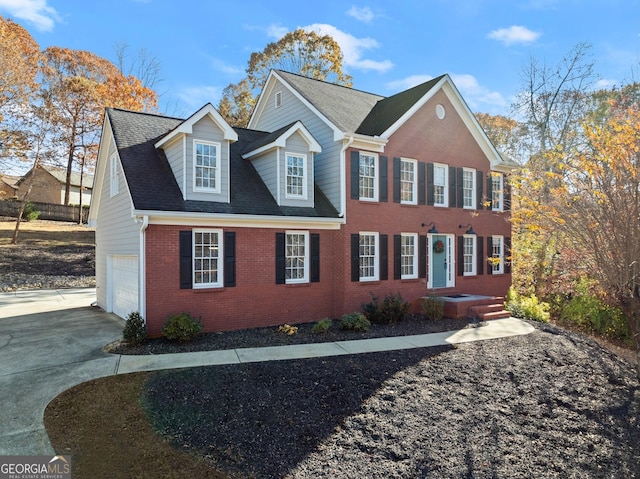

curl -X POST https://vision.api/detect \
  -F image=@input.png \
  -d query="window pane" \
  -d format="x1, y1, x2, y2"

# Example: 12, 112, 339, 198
359, 234, 376, 279
287, 155, 305, 197
285, 233, 307, 281
359, 154, 376, 199
194, 231, 220, 285
401, 160, 415, 203
195, 142, 218, 190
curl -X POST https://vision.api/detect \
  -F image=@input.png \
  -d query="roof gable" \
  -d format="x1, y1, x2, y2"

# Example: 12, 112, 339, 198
241, 121, 321, 159
155, 103, 238, 149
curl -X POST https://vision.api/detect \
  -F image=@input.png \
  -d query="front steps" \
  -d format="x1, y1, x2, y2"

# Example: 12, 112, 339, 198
468, 302, 511, 321
424, 291, 511, 320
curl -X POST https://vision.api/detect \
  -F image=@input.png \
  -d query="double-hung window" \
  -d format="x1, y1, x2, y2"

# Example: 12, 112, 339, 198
193, 229, 223, 288
286, 153, 306, 199
463, 235, 477, 276
194, 140, 220, 192
401, 233, 418, 279
359, 232, 379, 281
433, 163, 447, 206
285, 231, 308, 283
491, 235, 504, 274
463, 168, 476, 209
359, 152, 378, 201
491, 173, 503, 211
400, 159, 417, 204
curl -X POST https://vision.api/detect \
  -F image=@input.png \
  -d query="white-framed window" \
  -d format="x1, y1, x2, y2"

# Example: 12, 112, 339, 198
433, 163, 448, 207
285, 231, 309, 283
463, 168, 476, 209
359, 152, 378, 201
109, 153, 119, 197
286, 153, 306, 199
401, 233, 418, 279
491, 235, 504, 274
194, 140, 220, 192
359, 232, 379, 281
491, 173, 503, 211
463, 234, 477, 276
193, 229, 223, 288
401, 158, 417, 205
275, 91, 282, 108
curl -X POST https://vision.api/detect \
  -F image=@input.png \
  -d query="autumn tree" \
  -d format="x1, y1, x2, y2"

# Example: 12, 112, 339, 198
0, 15, 41, 168
218, 28, 352, 127
533, 103, 640, 377
39, 46, 158, 204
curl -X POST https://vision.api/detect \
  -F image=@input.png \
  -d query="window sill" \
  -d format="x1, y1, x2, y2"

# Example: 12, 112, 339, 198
192, 286, 225, 293
285, 281, 311, 287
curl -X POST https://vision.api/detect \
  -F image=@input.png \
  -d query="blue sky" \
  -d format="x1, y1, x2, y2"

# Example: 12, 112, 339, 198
1, 0, 638, 118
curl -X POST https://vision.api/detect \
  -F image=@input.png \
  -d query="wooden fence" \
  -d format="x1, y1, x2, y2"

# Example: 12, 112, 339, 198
0, 199, 89, 223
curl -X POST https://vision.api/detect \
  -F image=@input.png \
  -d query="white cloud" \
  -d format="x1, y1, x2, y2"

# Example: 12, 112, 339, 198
304, 23, 393, 72
385, 74, 434, 91
266, 24, 289, 40
208, 58, 243, 76
450, 73, 508, 111
487, 25, 541, 46
0, 0, 61, 32
177, 86, 223, 110
347, 6, 375, 24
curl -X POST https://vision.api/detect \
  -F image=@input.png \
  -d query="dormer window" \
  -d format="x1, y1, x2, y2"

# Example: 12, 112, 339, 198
275, 91, 282, 108
194, 140, 220, 193
286, 153, 307, 199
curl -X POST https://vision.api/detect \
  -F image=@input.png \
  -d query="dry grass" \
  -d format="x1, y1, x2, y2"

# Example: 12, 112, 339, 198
0, 218, 94, 246
45, 373, 228, 479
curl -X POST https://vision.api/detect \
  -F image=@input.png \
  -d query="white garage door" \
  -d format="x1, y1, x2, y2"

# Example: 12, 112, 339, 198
111, 255, 138, 319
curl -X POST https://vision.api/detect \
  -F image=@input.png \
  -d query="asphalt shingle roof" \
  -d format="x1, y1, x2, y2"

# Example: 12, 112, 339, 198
106, 108, 339, 218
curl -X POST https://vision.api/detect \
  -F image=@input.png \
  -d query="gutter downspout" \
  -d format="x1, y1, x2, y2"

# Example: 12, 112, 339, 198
138, 215, 149, 322
339, 135, 355, 218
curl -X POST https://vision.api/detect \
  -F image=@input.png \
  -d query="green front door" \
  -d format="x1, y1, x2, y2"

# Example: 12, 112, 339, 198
432, 235, 447, 288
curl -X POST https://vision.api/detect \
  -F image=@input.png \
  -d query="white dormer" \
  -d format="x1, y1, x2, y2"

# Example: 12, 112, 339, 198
243, 121, 321, 207
155, 103, 238, 203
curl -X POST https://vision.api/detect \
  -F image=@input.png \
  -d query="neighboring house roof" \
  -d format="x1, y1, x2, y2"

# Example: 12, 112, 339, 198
17, 164, 94, 189
107, 108, 340, 218
0, 174, 19, 188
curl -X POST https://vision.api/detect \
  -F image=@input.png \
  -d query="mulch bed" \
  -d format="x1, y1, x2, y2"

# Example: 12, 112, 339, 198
139, 321, 639, 478
112, 315, 470, 355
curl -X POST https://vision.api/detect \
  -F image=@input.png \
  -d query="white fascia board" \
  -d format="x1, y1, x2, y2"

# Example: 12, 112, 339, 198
133, 210, 344, 230
344, 133, 388, 153
155, 103, 238, 149
242, 121, 322, 160
87, 112, 111, 222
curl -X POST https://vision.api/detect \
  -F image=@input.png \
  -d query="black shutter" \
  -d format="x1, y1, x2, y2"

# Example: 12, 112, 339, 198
275, 232, 285, 284
419, 235, 427, 278
311, 233, 320, 282
427, 162, 434, 206
418, 162, 426, 205
350, 151, 360, 199
379, 156, 388, 202
487, 173, 493, 209
380, 234, 388, 280
477, 170, 484, 210
224, 232, 236, 287
351, 234, 360, 282
449, 166, 457, 207
477, 236, 484, 275
457, 168, 464, 208
504, 174, 511, 211
487, 236, 493, 275
457, 236, 464, 276
179, 230, 192, 289
393, 157, 401, 203
505, 236, 512, 274
393, 234, 402, 280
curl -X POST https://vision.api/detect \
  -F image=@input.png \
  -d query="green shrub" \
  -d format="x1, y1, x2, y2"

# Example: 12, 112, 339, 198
362, 292, 412, 325
505, 286, 550, 322
420, 295, 445, 320
560, 291, 630, 341
162, 312, 203, 342
339, 312, 371, 332
123, 311, 147, 346
21, 201, 40, 222
311, 318, 332, 334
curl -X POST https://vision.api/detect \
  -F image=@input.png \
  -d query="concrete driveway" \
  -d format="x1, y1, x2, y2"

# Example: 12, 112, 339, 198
0, 288, 123, 455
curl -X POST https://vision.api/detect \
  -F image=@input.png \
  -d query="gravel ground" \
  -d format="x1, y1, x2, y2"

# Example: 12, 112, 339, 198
142, 321, 639, 479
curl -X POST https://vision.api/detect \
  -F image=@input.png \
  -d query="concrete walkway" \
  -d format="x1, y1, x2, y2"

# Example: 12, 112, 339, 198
0, 287, 535, 456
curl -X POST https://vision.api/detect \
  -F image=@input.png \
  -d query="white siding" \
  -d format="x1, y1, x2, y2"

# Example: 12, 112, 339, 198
95, 133, 141, 311
163, 137, 185, 198
252, 81, 342, 211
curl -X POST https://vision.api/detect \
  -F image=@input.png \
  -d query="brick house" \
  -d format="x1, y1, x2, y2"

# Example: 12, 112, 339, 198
89, 71, 515, 336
